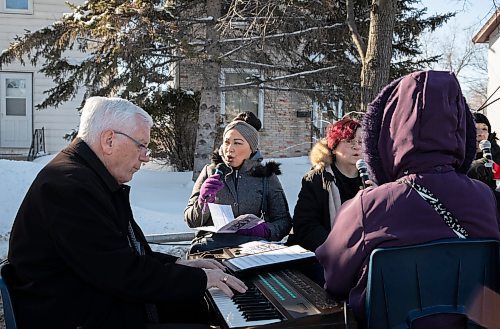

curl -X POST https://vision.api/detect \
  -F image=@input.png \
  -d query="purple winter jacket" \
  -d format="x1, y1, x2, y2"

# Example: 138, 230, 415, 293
315, 71, 500, 325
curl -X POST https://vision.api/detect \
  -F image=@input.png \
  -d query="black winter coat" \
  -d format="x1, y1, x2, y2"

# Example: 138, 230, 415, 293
185, 151, 291, 241
7, 139, 207, 329
292, 168, 335, 252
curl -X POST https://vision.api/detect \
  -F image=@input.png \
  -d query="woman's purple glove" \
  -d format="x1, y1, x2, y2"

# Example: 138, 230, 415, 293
237, 222, 270, 239
198, 174, 224, 207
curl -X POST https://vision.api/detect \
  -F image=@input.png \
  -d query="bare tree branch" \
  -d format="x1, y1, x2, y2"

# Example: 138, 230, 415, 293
346, 0, 367, 60
219, 24, 343, 43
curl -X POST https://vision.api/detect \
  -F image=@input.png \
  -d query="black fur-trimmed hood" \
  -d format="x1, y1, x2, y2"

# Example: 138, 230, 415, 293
210, 149, 282, 177
250, 161, 282, 177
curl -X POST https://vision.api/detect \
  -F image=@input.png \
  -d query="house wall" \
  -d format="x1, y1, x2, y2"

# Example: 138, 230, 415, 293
260, 90, 312, 159
0, 0, 84, 156
177, 61, 313, 160
486, 26, 500, 133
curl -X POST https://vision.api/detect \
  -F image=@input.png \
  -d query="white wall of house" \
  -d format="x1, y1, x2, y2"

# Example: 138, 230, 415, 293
486, 26, 500, 133
0, 0, 84, 156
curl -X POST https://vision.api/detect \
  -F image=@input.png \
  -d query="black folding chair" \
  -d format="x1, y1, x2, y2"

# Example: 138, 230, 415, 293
0, 262, 17, 329
365, 239, 500, 329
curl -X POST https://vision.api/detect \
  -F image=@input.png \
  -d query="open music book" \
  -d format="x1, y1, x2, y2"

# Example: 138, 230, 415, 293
196, 203, 264, 233
222, 243, 315, 273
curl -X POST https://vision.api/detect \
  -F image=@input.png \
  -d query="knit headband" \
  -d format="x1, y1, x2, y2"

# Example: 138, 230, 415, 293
223, 121, 259, 152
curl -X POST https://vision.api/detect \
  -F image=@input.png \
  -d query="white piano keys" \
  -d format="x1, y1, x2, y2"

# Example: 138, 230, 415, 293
208, 287, 282, 328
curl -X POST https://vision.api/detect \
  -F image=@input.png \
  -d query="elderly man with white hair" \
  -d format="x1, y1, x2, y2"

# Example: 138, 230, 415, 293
6, 96, 246, 329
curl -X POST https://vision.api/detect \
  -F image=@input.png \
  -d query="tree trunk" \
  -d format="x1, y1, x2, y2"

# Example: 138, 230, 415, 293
192, 0, 222, 181
360, 0, 397, 111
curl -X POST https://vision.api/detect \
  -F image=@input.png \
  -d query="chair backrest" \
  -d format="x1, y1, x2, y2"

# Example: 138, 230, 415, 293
365, 239, 500, 329
0, 263, 18, 329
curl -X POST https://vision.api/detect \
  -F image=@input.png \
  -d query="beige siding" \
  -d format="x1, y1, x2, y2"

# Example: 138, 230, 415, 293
486, 27, 500, 133
1, 0, 85, 155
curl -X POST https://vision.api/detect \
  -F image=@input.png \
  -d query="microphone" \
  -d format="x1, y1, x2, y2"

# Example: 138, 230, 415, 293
356, 159, 370, 189
213, 163, 229, 177
479, 140, 493, 168
201, 163, 228, 213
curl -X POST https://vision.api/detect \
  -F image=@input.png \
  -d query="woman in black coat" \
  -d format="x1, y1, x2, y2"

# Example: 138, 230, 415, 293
467, 112, 500, 211
292, 118, 363, 253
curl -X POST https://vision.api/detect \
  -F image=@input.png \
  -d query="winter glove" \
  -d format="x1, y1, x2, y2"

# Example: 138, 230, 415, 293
468, 158, 494, 187
237, 222, 270, 239
198, 174, 224, 207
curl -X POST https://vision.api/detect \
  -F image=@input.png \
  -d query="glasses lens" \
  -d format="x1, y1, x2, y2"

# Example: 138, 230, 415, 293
348, 139, 362, 146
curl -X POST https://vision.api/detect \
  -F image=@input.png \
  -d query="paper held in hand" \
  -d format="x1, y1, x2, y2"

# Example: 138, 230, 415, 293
196, 203, 264, 233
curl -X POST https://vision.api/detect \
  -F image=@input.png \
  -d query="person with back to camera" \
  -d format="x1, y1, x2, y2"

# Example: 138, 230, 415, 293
5, 96, 247, 329
291, 118, 364, 254
184, 112, 292, 253
316, 71, 500, 328
467, 112, 500, 210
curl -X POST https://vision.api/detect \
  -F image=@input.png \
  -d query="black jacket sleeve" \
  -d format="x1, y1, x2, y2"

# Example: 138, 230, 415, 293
292, 172, 331, 251
42, 174, 207, 304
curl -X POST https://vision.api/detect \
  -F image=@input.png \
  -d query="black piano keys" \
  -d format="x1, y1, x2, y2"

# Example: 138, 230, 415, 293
233, 284, 284, 322
208, 282, 283, 328
208, 269, 346, 329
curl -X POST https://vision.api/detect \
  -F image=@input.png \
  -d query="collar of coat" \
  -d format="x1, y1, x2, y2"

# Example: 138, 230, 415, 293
211, 150, 282, 178
65, 138, 124, 193
304, 139, 336, 188
308, 138, 332, 172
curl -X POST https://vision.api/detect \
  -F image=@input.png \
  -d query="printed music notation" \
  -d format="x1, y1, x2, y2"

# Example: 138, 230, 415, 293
223, 244, 315, 272
237, 241, 288, 255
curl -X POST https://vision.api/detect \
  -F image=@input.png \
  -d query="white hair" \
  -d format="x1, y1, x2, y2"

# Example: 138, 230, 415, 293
76, 97, 153, 146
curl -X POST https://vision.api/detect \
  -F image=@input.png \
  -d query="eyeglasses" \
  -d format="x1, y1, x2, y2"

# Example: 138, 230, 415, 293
344, 139, 363, 148
113, 131, 152, 157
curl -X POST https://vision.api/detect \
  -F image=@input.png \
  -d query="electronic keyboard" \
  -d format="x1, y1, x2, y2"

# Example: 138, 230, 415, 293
207, 269, 347, 329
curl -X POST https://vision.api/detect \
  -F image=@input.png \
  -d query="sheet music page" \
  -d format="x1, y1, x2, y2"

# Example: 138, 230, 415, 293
224, 245, 315, 271
237, 241, 287, 255
218, 215, 263, 233
207, 203, 234, 229
195, 205, 264, 233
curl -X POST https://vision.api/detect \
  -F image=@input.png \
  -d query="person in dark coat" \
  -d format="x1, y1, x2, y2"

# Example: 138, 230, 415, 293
6, 96, 246, 329
467, 112, 500, 210
292, 118, 363, 253
316, 71, 500, 328
184, 118, 291, 253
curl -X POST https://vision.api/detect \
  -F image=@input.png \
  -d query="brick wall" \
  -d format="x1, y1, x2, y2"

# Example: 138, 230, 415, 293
178, 61, 312, 159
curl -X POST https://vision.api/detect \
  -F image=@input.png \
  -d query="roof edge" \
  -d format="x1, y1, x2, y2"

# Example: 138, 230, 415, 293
473, 8, 500, 43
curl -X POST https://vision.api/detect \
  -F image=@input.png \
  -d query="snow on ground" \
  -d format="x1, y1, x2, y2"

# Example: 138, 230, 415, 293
0, 155, 310, 261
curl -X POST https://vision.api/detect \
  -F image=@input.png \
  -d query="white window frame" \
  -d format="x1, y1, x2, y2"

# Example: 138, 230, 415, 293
1, 0, 33, 14
220, 68, 265, 128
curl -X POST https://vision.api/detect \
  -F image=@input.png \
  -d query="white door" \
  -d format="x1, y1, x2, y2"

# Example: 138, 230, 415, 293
0, 72, 33, 148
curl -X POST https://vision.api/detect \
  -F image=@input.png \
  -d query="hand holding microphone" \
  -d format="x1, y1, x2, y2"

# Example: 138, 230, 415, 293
198, 175, 224, 206
198, 164, 227, 208
479, 140, 493, 168
356, 159, 371, 189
